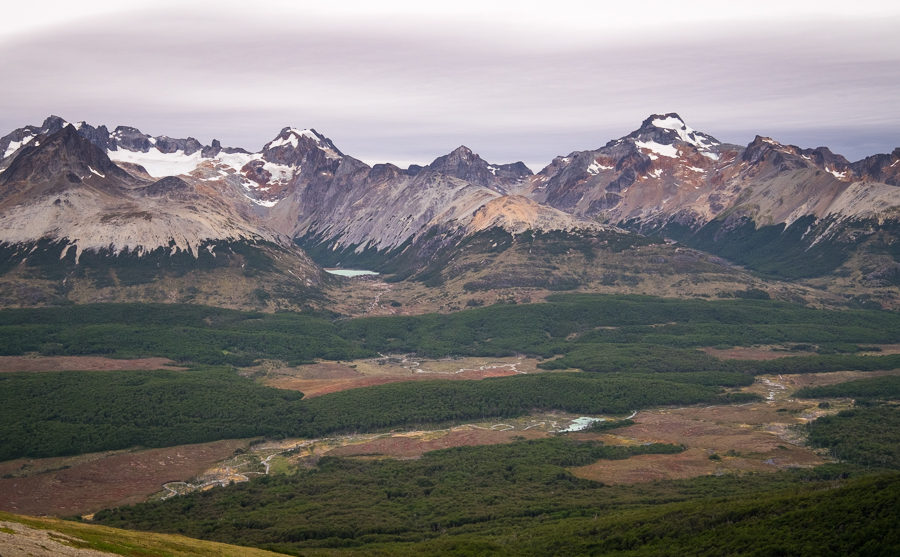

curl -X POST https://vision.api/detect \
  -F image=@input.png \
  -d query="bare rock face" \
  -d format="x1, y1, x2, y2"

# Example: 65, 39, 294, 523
468, 195, 602, 235
852, 148, 900, 186
0, 125, 133, 197
424, 146, 532, 193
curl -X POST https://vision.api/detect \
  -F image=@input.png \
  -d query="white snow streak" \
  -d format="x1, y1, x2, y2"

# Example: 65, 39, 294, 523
635, 139, 679, 158
587, 160, 614, 174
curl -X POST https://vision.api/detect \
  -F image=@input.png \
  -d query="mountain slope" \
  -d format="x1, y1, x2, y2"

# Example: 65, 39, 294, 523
0, 126, 326, 309
1, 114, 898, 309
526, 113, 900, 299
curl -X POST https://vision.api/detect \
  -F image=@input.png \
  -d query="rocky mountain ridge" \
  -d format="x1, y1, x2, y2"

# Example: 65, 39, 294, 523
0, 113, 897, 306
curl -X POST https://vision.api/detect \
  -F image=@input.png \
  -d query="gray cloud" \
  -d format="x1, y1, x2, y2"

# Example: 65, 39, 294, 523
1, 8, 898, 169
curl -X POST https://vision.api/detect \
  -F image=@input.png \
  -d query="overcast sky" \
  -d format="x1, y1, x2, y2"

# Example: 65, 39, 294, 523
1, 0, 898, 170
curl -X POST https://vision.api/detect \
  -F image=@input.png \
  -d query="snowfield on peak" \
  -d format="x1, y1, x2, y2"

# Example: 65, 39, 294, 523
108, 148, 204, 178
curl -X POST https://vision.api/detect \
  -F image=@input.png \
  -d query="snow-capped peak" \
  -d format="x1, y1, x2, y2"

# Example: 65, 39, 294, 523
647, 113, 720, 150
627, 113, 721, 160
649, 114, 686, 130
268, 128, 321, 149
265, 127, 342, 160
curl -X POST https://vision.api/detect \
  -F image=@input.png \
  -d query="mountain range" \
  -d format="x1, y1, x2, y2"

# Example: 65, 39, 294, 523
0, 113, 897, 310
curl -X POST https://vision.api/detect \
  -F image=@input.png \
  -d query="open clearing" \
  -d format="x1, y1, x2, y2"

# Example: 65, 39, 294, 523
0, 356, 184, 373
702, 343, 900, 361
256, 355, 557, 397
569, 369, 900, 484
569, 401, 826, 484
0, 439, 252, 516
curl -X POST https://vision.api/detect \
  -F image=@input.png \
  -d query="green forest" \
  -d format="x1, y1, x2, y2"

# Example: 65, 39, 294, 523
807, 406, 900, 469
0, 368, 748, 461
2, 295, 900, 370
2, 294, 900, 460
93, 436, 900, 555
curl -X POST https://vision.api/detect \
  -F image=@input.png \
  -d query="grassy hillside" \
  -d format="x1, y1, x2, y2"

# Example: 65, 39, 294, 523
0, 510, 288, 556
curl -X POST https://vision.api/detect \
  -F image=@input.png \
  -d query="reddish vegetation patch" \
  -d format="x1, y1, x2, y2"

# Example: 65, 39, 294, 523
278, 369, 522, 398
0, 439, 250, 516
570, 402, 824, 485
265, 362, 522, 398
701, 346, 815, 361
573, 448, 779, 484
778, 369, 900, 391
703, 343, 900, 361
0, 356, 184, 373
327, 427, 547, 459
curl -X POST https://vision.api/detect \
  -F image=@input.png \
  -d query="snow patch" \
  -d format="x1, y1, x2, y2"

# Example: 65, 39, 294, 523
88, 166, 105, 178
687, 166, 706, 173
649, 168, 663, 178
214, 151, 256, 175
3, 135, 35, 158
243, 193, 279, 207
262, 161, 296, 183
108, 148, 203, 177
325, 269, 379, 277
826, 167, 848, 180
587, 160, 614, 175
635, 139, 679, 158
268, 134, 300, 150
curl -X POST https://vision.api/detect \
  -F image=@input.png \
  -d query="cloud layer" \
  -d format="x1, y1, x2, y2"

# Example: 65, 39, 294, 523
2, 1, 898, 169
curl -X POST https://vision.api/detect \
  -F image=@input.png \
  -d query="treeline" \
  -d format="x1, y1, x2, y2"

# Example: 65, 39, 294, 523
0, 304, 369, 366
0, 368, 306, 460
294, 373, 736, 436
2, 295, 900, 374
93, 435, 900, 555
0, 368, 745, 461
796, 375, 900, 401
806, 406, 900, 469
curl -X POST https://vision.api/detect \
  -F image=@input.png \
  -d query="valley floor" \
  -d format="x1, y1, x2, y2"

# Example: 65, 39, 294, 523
4, 363, 894, 519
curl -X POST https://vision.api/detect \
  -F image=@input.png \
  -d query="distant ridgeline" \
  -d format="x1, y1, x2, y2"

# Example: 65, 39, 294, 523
1, 114, 898, 308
